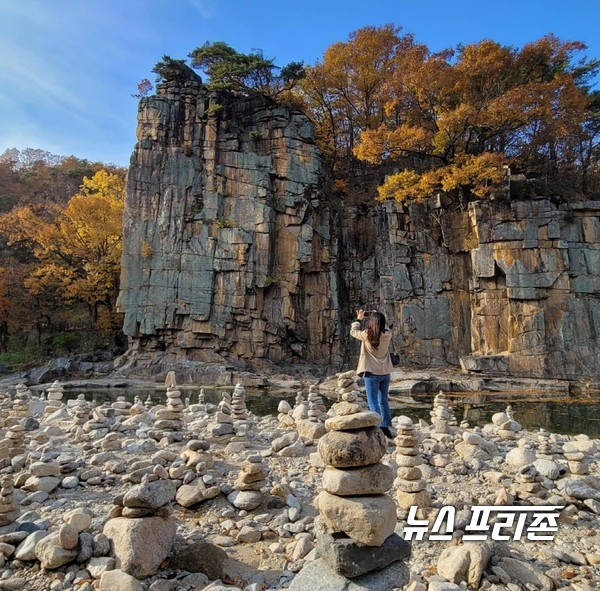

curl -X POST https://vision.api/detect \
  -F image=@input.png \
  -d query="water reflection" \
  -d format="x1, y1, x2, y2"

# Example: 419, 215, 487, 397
57, 387, 600, 437
393, 395, 600, 437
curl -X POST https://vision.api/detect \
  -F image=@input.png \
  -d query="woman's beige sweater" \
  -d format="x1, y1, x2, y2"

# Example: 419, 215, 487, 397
350, 321, 393, 376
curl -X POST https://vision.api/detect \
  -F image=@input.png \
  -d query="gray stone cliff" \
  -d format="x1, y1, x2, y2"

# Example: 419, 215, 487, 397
117, 77, 600, 381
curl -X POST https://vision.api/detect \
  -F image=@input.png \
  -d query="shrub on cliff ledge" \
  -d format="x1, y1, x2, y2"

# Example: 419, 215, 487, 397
187, 41, 305, 96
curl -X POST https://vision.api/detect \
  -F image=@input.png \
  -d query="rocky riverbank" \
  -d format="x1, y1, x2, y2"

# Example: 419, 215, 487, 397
0, 373, 596, 591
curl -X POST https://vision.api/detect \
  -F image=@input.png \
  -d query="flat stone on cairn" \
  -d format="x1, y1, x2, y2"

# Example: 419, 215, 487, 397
395, 416, 430, 510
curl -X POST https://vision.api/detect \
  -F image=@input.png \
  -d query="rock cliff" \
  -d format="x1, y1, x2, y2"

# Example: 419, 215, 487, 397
117, 77, 600, 380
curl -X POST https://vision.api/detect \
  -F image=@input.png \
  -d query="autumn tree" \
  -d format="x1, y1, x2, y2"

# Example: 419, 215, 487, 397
354, 34, 599, 205
298, 24, 414, 172
0, 170, 126, 327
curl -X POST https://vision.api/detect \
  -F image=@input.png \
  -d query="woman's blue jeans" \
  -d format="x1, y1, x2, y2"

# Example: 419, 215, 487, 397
363, 372, 392, 427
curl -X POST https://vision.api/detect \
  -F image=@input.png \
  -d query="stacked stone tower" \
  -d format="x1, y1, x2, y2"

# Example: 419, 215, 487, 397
152, 372, 185, 441
313, 397, 410, 578
395, 416, 430, 511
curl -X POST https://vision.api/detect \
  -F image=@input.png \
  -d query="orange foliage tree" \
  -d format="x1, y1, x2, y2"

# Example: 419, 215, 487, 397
297, 25, 417, 172
0, 170, 125, 326
355, 35, 598, 204
299, 27, 599, 204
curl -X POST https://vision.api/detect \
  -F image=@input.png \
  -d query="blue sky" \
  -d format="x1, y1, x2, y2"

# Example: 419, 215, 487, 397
1, 0, 598, 167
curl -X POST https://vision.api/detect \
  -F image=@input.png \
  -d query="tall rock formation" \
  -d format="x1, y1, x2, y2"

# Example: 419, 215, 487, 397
117, 75, 600, 381
117, 73, 338, 371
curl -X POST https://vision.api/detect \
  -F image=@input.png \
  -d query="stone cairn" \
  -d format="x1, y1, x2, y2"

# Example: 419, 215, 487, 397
513, 465, 543, 500
12, 384, 31, 418
291, 392, 308, 422
277, 400, 295, 428
0, 391, 11, 425
196, 389, 206, 410
151, 372, 185, 441
429, 392, 455, 435
206, 392, 235, 437
227, 454, 269, 511
69, 394, 92, 427
0, 476, 19, 526
314, 395, 410, 579
493, 405, 522, 441
231, 383, 248, 421
395, 416, 431, 512
44, 380, 64, 418
82, 406, 115, 440
111, 395, 131, 419
537, 429, 553, 459
296, 386, 327, 441
129, 396, 146, 417
565, 448, 589, 476
5, 424, 26, 457
335, 369, 359, 401
144, 395, 154, 411
307, 385, 327, 419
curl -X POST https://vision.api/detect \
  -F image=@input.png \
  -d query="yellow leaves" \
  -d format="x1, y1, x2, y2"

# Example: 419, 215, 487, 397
377, 170, 438, 204
0, 170, 125, 316
354, 125, 432, 163
441, 153, 507, 197
377, 153, 507, 203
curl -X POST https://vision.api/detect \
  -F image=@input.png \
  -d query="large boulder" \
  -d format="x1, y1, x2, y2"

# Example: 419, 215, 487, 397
315, 491, 396, 546
169, 540, 228, 580
437, 542, 492, 587
103, 516, 177, 578
34, 532, 78, 569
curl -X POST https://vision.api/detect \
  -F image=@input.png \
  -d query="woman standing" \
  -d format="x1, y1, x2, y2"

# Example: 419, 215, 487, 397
350, 309, 394, 438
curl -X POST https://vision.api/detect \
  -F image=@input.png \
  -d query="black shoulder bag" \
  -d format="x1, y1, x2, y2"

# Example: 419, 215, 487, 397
390, 336, 400, 367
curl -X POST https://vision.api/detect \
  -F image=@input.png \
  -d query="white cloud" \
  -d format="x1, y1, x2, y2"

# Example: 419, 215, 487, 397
188, 0, 213, 19
0, 39, 87, 112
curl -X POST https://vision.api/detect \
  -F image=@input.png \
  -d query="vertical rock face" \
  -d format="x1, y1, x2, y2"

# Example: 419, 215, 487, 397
118, 77, 600, 380
464, 199, 600, 378
118, 76, 337, 369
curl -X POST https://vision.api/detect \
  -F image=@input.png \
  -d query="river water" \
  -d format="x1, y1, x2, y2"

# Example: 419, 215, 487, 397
58, 387, 600, 438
